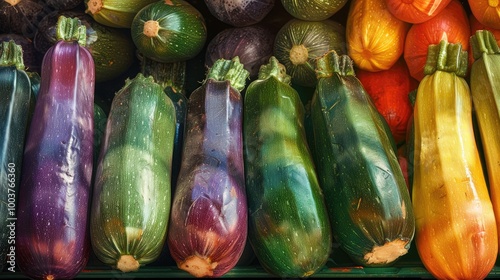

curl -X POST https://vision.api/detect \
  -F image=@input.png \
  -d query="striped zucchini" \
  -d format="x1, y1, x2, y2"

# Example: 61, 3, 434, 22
470, 30, 500, 254
412, 39, 498, 279
310, 50, 415, 267
244, 56, 332, 277
90, 73, 176, 272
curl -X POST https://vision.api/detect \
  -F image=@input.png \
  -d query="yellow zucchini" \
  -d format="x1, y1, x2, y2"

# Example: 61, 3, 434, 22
412, 39, 498, 279
470, 29, 500, 254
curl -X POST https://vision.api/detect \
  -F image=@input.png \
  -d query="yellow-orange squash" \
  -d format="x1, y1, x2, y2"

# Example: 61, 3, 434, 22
346, 0, 410, 72
411, 40, 498, 279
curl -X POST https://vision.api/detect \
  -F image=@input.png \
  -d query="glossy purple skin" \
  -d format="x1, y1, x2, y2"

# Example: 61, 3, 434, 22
167, 79, 247, 277
16, 39, 94, 280
204, 0, 275, 27
205, 25, 274, 78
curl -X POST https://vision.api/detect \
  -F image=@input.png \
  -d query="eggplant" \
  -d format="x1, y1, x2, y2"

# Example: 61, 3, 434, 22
42, 0, 84, 10
0, 40, 33, 273
15, 16, 95, 280
204, 0, 275, 27
167, 57, 249, 278
205, 25, 275, 79
33, 10, 136, 82
0, 0, 44, 36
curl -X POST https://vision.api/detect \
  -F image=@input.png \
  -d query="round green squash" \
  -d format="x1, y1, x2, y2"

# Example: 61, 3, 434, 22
281, 0, 349, 21
131, 0, 207, 63
274, 18, 346, 87
85, 0, 158, 28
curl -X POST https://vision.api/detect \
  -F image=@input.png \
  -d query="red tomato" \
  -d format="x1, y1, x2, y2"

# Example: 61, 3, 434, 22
385, 0, 452, 24
404, 0, 470, 81
356, 58, 418, 145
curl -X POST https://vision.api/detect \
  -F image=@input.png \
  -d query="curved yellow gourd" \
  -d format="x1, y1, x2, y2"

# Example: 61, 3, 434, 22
412, 40, 498, 279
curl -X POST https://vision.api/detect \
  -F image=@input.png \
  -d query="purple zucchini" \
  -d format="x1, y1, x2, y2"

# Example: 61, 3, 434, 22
167, 57, 249, 278
15, 16, 95, 280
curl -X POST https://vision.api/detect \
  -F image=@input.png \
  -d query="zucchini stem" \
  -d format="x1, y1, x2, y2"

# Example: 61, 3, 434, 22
423, 40, 468, 77
0, 40, 25, 70
471, 30, 500, 60
289, 44, 309, 65
116, 255, 140, 272
86, 0, 103, 15
206, 56, 249, 92
56, 16, 86, 46
315, 50, 355, 79
257, 56, 291, 85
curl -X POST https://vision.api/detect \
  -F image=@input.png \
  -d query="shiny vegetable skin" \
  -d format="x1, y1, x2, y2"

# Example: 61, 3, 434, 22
0, 41, 32, 272
310, 50, 415, 267
167, 57, 249, 278
412, 40, 498, 279
470, 30, 500, 255
15, 16, 95, 280
243, 57, 332, 278
90, 73, 176, 272
140, 57, 187, 189
131, 0, 207, 63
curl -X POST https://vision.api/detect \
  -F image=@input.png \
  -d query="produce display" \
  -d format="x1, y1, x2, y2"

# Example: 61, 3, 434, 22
1, 0, 500, 279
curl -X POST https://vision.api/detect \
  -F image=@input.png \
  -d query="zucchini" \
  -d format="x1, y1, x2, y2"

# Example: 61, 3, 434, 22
140, 56, 187, 188
243, 56, 332, 278
412, 39, 498, 279
15, 16, 95, 280
131, 0, 207, 63
84, 0, 158, 28
90, 73, 176, 272
167, 57, 249, 278
470, 30, 500, 253
0, 40, 32, 273
310, 50, 415, 266
273, 18, 346, 88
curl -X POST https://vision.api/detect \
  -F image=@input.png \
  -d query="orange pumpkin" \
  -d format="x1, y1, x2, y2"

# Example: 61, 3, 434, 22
385, 0, 452, 23
469, 13, 500, 44
356, 58, 418, 144
469, 0, 500, 30
404, 0, 470, 81
346, 0, 410, 72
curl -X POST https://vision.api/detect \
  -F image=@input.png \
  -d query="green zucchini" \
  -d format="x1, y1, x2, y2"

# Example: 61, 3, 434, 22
0, 40, 32, 273
85, 0, 158, 28
130, 0, 207, 63
243, 56, 332, 277
90, 73, 176, 272
310, 50, 415, 266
